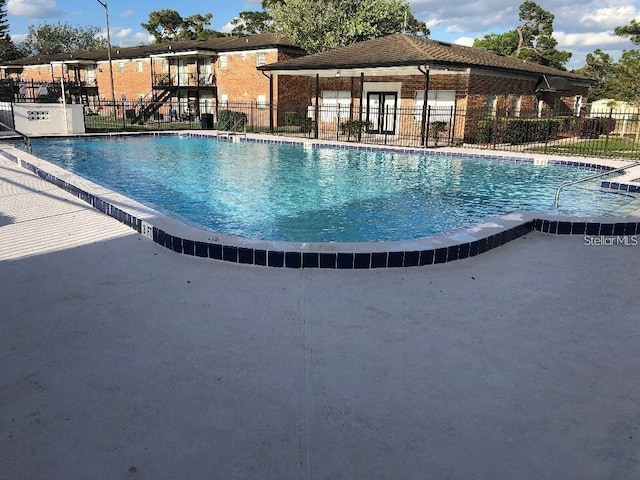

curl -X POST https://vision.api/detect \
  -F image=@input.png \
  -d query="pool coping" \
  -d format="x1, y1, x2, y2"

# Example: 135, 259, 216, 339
2, 132, 639, 269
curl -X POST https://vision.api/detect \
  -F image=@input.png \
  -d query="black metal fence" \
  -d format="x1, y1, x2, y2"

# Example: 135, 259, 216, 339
82, 100, 640, 159
1, 82, 638, 159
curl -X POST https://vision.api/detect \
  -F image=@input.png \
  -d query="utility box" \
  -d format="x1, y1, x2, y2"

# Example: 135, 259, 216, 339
12, 103, 85, 136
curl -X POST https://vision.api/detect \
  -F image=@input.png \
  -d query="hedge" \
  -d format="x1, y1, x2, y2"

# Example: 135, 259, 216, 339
217, 110, 247, 131
477, 117, 562, 144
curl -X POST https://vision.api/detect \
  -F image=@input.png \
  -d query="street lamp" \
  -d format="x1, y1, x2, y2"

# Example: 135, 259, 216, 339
96, 0, 116, 110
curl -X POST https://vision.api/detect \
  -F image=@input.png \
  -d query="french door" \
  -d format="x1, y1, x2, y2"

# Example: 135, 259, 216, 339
366, 92, 397, 134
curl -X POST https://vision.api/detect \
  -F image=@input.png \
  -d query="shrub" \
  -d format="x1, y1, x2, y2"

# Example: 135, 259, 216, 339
476, 117, 561, 144
574, 117, 617, 139
339, 120, 372, 138
299, 118, 315, 134
430, 121, 448, 138
217, 110, 247, 130
284, 111, 301, 126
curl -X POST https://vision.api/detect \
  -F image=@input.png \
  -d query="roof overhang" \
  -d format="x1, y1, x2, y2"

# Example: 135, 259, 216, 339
150, 49, 217, 59
535, 74, 573, 93
50, 59, 97, 66
260, 64, 468, 77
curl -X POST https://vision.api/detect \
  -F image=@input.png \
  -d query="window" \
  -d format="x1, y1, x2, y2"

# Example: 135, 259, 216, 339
219, 55, 228, 69
118, 61, 125, 73
321, 90, 351, 122
121, 92, 127, 101
138, 93, 144, 101
256, 52, 266, 67
162, 59, 169, 72
573, 95, 583, 116
63, 64, 68, 74
508, 94, 521, 117
485, 93, 497, 116
414, 90, 456, 122
136, 60, 143, 72
256, 94, 267, 109
219, 93, 228, 107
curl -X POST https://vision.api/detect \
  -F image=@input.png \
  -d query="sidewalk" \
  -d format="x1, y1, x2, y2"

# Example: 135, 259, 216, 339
1, 156, 639, 479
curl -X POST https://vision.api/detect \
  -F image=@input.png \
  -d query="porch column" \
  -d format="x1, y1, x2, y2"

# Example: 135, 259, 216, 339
314, 74, 319, 139
358, 72, 364, 142
269, 73, 274, 133
419, 66, 430, 147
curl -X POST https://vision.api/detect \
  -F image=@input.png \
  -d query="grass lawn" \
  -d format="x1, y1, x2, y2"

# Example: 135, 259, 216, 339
527, 137, 640, 159
84, 115, 201, 132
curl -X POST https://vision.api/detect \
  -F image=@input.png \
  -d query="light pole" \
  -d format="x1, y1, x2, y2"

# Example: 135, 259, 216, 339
96, 0, 116, 111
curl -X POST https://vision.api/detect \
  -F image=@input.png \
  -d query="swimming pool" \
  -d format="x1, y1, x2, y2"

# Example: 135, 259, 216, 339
28, 135, 636, 243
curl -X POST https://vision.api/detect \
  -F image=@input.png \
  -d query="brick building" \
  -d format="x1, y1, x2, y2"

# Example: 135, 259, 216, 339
259, 34, 592, 143
0, 34, 308, 122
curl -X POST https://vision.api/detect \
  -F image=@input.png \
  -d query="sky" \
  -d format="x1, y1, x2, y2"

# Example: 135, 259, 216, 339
5, 0, 640, 70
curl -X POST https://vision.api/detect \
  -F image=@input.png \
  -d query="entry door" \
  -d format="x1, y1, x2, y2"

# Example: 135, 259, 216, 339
367, 92, 397, 134
178, 58, 189, 86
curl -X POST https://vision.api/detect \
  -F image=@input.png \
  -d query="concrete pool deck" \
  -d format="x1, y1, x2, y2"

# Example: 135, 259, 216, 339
1, 152, 640, 478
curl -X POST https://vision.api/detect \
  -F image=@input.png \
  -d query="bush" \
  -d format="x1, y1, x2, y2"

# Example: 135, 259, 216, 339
284, 111, 301, 126
574, 117, 617, 139
217, 110, 247, 130
476, 117, 561, 144
339, 120, 372, 138
430, 121, 448, 138
299, 118, 315, 134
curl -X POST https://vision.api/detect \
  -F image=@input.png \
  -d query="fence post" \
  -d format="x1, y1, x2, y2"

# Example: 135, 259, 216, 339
605, 108, 612, 157
250, 102, 254, 133
543, 116, 550, 154
425, 106, 431, 147
336, 106, 340, 141
447, 106, 454, 146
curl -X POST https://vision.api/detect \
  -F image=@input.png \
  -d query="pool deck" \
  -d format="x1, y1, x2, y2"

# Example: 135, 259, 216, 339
1, 143, 640, 478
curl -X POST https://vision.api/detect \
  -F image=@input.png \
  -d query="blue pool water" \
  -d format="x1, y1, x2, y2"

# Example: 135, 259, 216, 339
29, 135, 636, 242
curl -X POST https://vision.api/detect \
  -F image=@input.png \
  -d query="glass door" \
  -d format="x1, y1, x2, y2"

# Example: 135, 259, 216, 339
178, 58, 189, 86
366, 92, 397, 134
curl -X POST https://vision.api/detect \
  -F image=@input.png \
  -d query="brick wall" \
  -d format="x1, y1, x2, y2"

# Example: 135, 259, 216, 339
94, 58, 153, 101
216, 50, 276, 104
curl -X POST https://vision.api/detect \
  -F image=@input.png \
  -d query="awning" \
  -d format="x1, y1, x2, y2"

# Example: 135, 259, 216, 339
535, 75, 573, 93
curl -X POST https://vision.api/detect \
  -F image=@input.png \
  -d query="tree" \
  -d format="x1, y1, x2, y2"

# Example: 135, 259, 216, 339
20, 22, 108, 56
573, 50, 618, 101
473, 1, 571, 70
230, 10, 273, 36
141, 9, 226, 43
614, 50, 640, 105
614, 19, 640, 44
0, 0, 19, 62
266, 0, 428, 53
473, 31, 519, 56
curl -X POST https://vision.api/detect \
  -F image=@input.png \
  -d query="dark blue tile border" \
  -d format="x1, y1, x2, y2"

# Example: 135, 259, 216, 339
4, 143, 640, 270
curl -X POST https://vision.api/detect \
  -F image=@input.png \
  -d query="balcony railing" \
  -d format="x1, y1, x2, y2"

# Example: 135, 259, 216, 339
153, 73, 216, 88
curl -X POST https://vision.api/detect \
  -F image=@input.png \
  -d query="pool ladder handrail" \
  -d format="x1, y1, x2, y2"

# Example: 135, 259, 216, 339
216, 118, 247, 141
0, 119, 31, 153
554, 161, 640, 208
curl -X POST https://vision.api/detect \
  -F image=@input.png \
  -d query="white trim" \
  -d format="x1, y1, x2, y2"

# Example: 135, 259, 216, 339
217, 47, 279, 56
150, 50, 217, 58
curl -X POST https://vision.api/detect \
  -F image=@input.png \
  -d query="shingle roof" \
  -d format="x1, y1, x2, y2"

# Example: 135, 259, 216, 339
259, 33, 587, 80
2, 34, 305, 67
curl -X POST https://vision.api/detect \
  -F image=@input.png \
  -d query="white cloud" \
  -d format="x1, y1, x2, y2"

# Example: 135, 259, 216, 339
453, 36, 475, 47
10, 33, 26, 43
580, 6, 640, 29
94, 27, 154, 47
7, 0, 62, 18
221, 21, 235, 33
120, 10, 136, 19
554, 31, 630, 49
